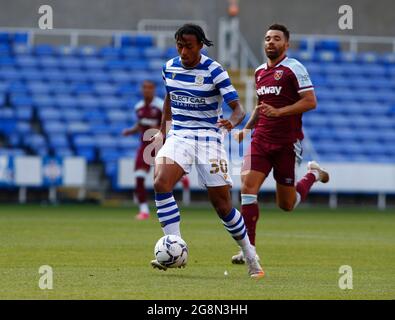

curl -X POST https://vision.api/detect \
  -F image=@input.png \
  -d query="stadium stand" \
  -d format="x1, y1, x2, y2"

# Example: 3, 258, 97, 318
0, 33, 394, 189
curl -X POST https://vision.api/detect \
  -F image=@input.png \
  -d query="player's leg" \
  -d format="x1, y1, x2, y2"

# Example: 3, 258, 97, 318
231, 169, 265, 264
152, 135, 193, 238
151, 157, 185, 271
274, 141, 329, 211
134, 145, 152, 220
197, 142, 264, 279
153, 158, 185, 236
206, 185, 264, 279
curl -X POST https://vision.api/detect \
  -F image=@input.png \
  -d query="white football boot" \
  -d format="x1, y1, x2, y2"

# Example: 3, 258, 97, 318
231, 246, 260, 264
150, 259, 167, 271
246, 256, 265, 279
307, 161, 329, 183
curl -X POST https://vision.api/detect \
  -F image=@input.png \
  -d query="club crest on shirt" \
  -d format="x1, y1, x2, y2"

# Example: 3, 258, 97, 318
274, 70, 283, 80
195, 74, 204, 86
172, 73, 176, 80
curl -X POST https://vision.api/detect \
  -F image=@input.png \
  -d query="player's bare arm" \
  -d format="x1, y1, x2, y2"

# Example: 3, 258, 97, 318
150, 94, 171, 143
233, 102, 261, 143
261, 90, 317, 117
122, 123, 139, 136
217, 99, 246, 131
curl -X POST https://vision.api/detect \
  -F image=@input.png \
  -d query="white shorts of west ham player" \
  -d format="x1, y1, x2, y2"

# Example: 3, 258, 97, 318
155, 134, 233, 188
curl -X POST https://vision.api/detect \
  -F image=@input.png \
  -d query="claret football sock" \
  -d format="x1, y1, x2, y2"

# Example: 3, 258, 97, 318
241, 194, 259, 246
155, 192, 181, 237
136, 177, 147, 203
296, 172, 316, 202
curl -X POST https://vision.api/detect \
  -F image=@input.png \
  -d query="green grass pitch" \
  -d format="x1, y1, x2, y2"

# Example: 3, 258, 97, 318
0, 204, 394, 299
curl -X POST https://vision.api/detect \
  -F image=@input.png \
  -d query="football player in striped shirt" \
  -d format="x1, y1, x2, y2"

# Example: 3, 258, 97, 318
149, 24, 264, 279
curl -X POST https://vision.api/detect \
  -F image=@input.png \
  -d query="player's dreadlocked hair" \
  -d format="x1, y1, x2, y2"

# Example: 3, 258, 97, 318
268, 24, 290, 41
175, 24, 214, 47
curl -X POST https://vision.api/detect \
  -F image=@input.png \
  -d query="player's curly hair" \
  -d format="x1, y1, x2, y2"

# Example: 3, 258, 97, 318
175, 24, 213, 47
268, 24, 290, 41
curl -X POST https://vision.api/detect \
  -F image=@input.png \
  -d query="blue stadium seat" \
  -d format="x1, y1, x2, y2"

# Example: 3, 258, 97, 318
94, 134, 117, 148
314, 39, 341, 52
357, 52, 380, 64
82, 109, 106, 122
75, 147, 95, 161
70, 82, 93, 95
54, 148, 74, 158
108, 122, 128, 135
33, 94, 53, 108
24, 133, 46, 148
119, 34, 154, 47
106, 109, 128, 122
99, 47, 121, 58
338, 51, 357, 63
125, 60, 149, 71
100, 96, 122, 109
148, 59, 165, 71
380, 53, 395, 65
20, 68, 43, 81
55, 45, 75, 56
15, 56, 37, 68
13, 32, 29, 45
13, 44, 30, 55
91, 122, 111, 135
67, 121, 90, 134
15, 106, 33, 120
315, 50, 339, 63
34, 44, 54, 56
73, 135, 95, 148
55, 95, 77, 109
27, 81, 50, 94
78, 95, 100, 109
99, 148, 122, 162
59, 57, 82, 69
104, 160, 118, 178
351, 115, 373, 128
62, 109, 83, 121
15, 121, 31, 134
86, 70, 110, 82
93, 82, 117, 96
120, 47, 142, 58
110, 71, 134, 83
42, 121, 67, 134
118, 136, 140, 149
64, 69, 88, 82
76, 46, 98, 57
48, 134, 69, 149
81, 57, 105, 69
42, 68, 64, 81
0, 68, 19, 80
0, 56, 15, 67
105, 59, 126, 70
143, 47, 164, 59
38, 56, 59, 68
165, 47, 178, 59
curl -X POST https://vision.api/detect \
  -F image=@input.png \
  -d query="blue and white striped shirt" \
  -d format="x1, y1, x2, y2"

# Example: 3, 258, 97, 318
162, 54, 239, 140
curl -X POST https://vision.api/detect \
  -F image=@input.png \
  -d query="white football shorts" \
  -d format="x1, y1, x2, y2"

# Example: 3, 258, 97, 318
155, 134, 233, 188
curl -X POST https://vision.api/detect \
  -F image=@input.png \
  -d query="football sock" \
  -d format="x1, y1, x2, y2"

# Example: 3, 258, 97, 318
135, 177, 147, 204
139, 202, 149, 214
295, 172, 316, 204
221, 208, 255, 259
241, 194, 259, 246
155, 192, 181, 237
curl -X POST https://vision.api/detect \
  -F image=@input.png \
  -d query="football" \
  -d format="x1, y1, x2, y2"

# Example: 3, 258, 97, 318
154, 235, 188, 268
